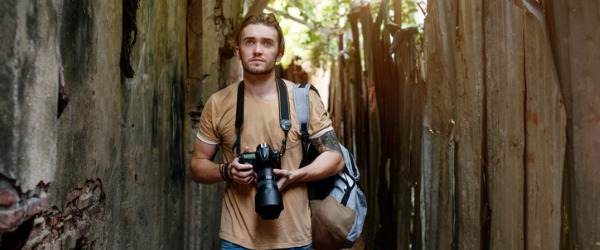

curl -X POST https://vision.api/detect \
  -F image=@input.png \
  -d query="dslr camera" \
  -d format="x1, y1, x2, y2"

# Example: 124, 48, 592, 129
239, 143, 283, 220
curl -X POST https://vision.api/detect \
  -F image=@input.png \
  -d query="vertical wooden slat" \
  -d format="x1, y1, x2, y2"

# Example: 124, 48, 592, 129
349, 12, 362, 161
522, 7, 566, 249
329, 55, 343, 143
392, 22, 426, 250
484, 1, 525, 249
356, 5, 381, 248
392, 26, 420, 250
454, 0, 484, 248
410, 67, 426, 250
546, 0, 600, 248
371, 3, 394, 248
422, 0, 457, 248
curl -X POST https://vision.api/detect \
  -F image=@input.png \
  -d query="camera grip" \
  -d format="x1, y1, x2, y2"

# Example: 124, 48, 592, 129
239, 152, 256, 165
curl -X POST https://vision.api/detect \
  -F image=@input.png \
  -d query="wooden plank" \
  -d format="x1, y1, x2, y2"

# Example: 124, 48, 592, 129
370, 3, 397, 248
391, 26, 420, 249
354, 5, 382, 247
522, 7, 566, 249
422, 0, 457, 248
484, 1, 525, 249
454, 0, 485, 248
545, 0, 600, 248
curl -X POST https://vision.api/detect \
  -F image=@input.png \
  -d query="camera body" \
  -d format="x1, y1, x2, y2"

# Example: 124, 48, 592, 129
239, 143, 283, 220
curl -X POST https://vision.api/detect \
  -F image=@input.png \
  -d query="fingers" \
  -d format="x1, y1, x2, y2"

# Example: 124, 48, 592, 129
230, 146, 256, 184
272, 168, 285, 176
230, 155, 255, 184
273, 169, 292, 191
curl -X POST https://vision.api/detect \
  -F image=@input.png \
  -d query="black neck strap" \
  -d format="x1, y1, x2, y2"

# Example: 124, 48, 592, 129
233, 78, 291, 156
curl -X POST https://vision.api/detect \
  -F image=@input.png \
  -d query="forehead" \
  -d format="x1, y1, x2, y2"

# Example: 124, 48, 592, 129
240, 24, 279, 41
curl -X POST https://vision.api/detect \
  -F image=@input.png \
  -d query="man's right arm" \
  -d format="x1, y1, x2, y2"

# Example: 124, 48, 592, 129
190, 138, 224, 184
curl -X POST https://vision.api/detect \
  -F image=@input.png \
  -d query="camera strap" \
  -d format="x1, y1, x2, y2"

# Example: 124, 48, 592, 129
232, 78, 291, 157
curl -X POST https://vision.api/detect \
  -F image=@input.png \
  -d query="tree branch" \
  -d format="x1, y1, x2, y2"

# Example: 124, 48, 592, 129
246, 0, 271, 17
265, 6, 344, 35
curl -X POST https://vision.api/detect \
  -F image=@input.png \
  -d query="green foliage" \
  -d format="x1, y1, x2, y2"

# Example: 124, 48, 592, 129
268, 0, 425, 70
399, 0, 424, 29
269, 0, 351, 69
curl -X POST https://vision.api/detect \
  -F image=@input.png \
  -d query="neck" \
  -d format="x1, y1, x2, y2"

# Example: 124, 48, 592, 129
243, 72, 278, 100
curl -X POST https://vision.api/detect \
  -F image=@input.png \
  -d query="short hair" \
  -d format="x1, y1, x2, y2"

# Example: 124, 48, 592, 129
236, 13, 285, 54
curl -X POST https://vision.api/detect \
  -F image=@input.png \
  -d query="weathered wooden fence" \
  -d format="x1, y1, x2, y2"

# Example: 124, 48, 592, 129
328, 0, 599, 249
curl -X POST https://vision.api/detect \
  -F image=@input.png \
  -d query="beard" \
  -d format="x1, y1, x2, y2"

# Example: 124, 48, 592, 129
240, 56, 277, 75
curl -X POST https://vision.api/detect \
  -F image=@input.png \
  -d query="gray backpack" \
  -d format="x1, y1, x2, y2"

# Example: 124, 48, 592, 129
294, 83, 367, 249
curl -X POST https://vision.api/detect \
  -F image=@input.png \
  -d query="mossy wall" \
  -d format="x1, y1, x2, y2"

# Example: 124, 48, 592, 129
1, 0, 187, 248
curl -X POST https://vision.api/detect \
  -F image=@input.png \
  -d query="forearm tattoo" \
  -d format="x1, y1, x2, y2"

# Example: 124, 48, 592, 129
310, 130, 342, 154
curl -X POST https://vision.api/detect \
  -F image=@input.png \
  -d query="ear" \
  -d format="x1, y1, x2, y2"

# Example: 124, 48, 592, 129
276, 51, 283, 62
234, 46, 240, 59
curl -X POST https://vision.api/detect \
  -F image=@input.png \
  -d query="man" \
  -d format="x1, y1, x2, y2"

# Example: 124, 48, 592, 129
190, 14, 344, 250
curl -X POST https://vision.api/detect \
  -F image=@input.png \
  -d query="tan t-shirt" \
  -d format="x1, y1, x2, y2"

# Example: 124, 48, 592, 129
197, 80, 332, 249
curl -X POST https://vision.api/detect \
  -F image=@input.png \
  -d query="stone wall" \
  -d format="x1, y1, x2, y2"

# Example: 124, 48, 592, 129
24, 180, 105, 249
1, 0, 187, 248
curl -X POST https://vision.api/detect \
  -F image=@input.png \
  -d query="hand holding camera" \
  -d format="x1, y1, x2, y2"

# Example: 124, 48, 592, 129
228, 147, 256, 185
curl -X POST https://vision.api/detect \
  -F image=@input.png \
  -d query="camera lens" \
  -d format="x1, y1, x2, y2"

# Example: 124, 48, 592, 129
255, 167, 283, 220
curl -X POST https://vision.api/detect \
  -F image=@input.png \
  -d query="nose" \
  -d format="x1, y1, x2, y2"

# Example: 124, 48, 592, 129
252, 44, 263, 54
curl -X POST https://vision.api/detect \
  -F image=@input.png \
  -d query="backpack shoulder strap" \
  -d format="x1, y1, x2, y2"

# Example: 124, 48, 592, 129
294, 83, 322, 167
293, 83, 321, 135
294, 83, 311, 143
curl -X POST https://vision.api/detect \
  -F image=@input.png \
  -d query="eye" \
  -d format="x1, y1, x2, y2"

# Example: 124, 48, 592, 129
263, 41, 273, 47
244, 40, 254, 46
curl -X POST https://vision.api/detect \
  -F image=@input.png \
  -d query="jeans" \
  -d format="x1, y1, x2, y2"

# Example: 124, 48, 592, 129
221, 239, 312, 250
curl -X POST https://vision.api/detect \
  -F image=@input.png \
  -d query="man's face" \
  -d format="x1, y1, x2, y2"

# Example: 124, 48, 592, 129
236, 24, 283, 75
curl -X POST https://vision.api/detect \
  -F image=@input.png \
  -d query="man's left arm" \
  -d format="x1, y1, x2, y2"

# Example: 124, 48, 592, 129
274, 130, 344, 190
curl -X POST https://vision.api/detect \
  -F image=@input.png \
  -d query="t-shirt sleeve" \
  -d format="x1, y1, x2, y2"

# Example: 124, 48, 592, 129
196, 95, 221, 145
307, 89, 333, 139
